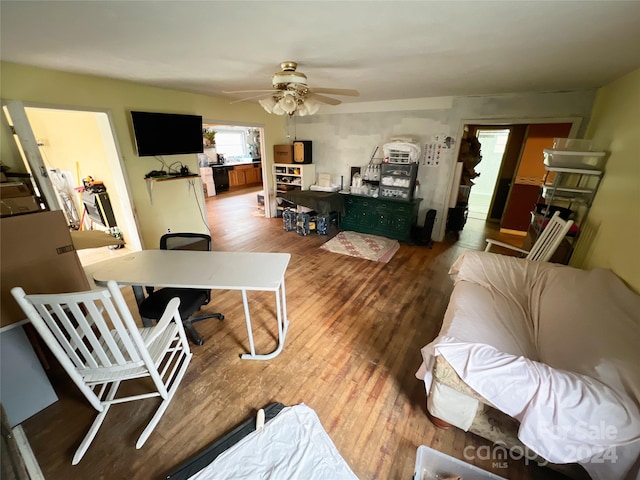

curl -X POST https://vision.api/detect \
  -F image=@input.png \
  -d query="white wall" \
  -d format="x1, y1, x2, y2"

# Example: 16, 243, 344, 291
293, 91, 596, 241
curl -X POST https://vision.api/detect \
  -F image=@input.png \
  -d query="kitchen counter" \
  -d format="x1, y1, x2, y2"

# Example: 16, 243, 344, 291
209, 162, 262, 189
209, 160, 261, 168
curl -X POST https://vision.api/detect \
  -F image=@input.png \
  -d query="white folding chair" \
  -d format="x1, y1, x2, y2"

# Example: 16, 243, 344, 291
484, 211, 574, 262
11, 280, 192, 465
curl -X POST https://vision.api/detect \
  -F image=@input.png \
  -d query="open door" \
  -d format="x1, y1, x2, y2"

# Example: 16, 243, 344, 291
454, 121, 576, 235
500, 123, 572, 233
2, 101, 143, 252
3, 101, 59, 211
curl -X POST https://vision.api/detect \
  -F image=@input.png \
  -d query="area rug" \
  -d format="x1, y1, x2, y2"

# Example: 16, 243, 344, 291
320, 231, 400, 263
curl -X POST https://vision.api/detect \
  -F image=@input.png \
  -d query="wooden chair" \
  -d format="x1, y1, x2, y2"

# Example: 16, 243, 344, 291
484, 211, 574, 262
11, 280, 192, 465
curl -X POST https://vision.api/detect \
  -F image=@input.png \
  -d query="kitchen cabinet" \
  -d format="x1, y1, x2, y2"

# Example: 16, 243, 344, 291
244, 164, 262, 185
229, 163, 262, 188
341, 194, 422, 242
228, 168, 244, 187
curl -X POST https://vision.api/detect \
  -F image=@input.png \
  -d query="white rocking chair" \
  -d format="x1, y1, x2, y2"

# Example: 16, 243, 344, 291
484, 211, 574, 262
11, 280, 192, 465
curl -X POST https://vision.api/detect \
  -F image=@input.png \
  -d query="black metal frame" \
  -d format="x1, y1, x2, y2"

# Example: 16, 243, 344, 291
140, 233, 224, 345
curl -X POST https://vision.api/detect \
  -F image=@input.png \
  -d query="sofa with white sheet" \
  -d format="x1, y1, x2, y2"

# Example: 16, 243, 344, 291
416, 251, 640, 480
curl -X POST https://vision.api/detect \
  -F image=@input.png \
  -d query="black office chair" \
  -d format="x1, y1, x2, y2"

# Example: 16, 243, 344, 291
138, 233, 224, 345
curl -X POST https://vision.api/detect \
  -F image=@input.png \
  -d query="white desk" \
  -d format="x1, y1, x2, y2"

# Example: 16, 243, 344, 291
92, 250, 291, 360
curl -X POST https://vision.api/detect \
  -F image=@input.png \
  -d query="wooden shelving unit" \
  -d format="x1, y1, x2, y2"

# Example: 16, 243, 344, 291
272, 164, 315, 214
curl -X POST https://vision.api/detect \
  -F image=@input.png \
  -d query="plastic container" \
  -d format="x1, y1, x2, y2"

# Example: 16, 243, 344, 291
542, 185, 593, 203
543, 149, 607, 170
380, 186, 410, 199
413, 445, 507, 480
552, 138, 596, 151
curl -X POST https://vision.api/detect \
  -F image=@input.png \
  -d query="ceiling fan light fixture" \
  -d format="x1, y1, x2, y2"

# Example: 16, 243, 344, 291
278, 93, 298, 115
296, 102, 309, 117
258, 96, 276, 114
234, 61, 357, 116
303, 98, 320, 115
271, 100, 286, 116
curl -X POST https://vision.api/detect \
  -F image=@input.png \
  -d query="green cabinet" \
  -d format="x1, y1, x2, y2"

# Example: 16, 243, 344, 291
341, 194, 422, 242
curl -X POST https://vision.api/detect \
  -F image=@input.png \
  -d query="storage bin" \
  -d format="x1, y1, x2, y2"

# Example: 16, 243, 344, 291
296, 212, 311, 236
543, 149, 607, 170
413, 445, 507, 480
282, 208, 296, 231
552, 138, 596, 151
542, 185, 593, 203
380, 186, 410, 199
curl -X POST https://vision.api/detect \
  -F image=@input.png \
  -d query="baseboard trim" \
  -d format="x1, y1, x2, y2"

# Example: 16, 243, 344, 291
12, 425, 45, 480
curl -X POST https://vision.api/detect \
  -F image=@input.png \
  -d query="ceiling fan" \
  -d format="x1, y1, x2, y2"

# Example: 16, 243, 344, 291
222, 61, 359, 116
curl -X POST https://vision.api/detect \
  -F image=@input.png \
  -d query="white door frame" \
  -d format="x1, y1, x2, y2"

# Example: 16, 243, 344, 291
201, 119, 271, 218
4, 101, 59, 210
443, 116, 582, 238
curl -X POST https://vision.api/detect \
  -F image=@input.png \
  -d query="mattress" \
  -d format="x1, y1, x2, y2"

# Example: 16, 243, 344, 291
180, 404, 358, 480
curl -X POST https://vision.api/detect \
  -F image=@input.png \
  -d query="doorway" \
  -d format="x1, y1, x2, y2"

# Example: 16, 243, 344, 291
460, 121, 576, 235
3, 102, 142, 263
201, 121, 269, 215
466, 128, 510, 221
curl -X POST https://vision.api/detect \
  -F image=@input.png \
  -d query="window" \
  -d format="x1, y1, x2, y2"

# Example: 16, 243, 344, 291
214, 130, 248, 158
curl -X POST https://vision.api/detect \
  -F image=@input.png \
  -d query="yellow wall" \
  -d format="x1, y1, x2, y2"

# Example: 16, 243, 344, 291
0, 62, 285, 247
23, 108, 136, 240
570, 68, 640, 293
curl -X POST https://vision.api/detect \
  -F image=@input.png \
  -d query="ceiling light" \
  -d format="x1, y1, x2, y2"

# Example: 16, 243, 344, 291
258, 97, 276, 114
277, 93, 297, 115
303, 98, 319, 115
271, 100, 286, 116
259, 92, 320, 117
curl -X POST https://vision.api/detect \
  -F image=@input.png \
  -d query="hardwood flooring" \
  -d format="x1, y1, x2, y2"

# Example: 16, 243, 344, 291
21, 188, 563, 479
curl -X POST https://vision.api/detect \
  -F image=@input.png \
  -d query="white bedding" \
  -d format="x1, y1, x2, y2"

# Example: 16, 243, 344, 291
189, 404, 358, 480
416, 251, 640, 480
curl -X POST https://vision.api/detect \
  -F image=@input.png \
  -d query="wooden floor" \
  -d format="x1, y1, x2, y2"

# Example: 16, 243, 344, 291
22, 188, 563, 479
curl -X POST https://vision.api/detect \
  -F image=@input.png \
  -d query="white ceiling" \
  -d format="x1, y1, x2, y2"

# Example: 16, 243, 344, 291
2, 1, 639, 105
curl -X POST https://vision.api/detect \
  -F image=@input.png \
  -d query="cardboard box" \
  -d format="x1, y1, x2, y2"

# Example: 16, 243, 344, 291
274, 144, 293, 164
0, 182, 32, 199
0, 196, 41, 216
1, 210, 91, 327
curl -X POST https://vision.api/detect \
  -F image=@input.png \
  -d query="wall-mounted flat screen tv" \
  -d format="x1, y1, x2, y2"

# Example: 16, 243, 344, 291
131, 111, 204, 156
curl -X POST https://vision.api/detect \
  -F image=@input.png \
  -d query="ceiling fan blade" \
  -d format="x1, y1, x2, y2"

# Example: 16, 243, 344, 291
228, 92, 275, 104
222, 89, 278, 94
308, 93, 342, 106
310, 87, 359, 96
